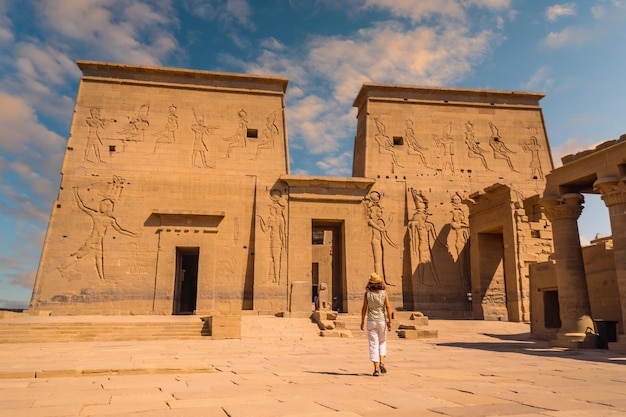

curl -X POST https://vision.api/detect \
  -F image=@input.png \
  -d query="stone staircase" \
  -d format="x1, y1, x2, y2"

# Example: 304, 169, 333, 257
312, 312, 438, 339
0, 314, 322, 343
0, 312, 433, 343
0, 315, 206, 343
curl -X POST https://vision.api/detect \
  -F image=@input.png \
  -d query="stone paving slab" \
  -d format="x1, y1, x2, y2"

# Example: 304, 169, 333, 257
1, 318, 625, 416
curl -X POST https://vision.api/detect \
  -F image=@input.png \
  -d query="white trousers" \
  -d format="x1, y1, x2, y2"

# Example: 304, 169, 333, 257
366, 321, 387, 362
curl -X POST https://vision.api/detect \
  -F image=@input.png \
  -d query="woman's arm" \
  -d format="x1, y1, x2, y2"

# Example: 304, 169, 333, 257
360, 292, 368, 330
384, 291, 392, 330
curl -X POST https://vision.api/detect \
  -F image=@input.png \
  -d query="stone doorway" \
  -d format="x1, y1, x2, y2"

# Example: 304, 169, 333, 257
173, 247, 199, 315
312, 222, 346, 312
477, 232, 509, 321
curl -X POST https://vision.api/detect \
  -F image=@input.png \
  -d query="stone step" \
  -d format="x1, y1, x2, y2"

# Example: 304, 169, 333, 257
0, 315, 321, 343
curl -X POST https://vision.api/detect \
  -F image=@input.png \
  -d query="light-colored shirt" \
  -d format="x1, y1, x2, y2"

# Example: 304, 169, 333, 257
366, 290, 387, 322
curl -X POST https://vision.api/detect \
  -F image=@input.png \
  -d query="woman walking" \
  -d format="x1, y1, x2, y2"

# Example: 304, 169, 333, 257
360, 272, 392, 376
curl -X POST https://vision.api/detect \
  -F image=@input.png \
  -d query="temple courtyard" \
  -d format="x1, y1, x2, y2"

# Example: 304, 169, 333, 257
0, 315, 625, 416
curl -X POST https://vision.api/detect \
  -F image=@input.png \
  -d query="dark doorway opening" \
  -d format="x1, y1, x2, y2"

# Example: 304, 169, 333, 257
174, 247, 199, 315
312, 262, 319, 305
311, 221, 346, 312
543, 290, 561, 329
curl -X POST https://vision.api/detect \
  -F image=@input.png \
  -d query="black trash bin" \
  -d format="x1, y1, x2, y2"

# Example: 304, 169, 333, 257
593, 319, 618, 349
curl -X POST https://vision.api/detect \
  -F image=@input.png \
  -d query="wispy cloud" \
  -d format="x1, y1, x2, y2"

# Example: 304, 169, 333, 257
183, 0, 255, 30
361, 0, 510, 23
545, 3, 576, 21
39, 0, 179, 65
521, 66, 553, 91
542, 26, 596, 48
316, 152, 353, 177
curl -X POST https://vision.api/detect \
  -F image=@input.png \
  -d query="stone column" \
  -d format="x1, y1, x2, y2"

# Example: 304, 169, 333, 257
594, 177, 626, 340
541, 193, 595, 347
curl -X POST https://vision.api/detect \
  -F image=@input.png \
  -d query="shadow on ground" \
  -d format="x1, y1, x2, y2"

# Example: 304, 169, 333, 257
437, 333, 626, 365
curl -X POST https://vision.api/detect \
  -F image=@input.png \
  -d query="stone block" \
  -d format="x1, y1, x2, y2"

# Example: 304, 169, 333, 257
290, 281, 311, 315
319, 320, 335, 330
417, 329, 438, 339
333, 320, 346, 329
397, 329, 418, 339
201, 315, 241, 339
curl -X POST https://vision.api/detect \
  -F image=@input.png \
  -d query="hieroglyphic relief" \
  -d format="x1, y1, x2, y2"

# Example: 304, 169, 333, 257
488, 122, 518, 172
254, 111, 279, 160
85, 107, 117, 163
118, 104, 150, 142
522, 126, 545, 180
57, 176, 137, 280
374, 118, 403, 169
364, 191, 397, 285
225, 109, 248, 158
257, 188, 287, 285
191, 108, 216, 168
407, 189, 446, 286
153, 104, 179, 153
464, 121, 492, 171
434, 123, 455, 176
405, 119, 430, 168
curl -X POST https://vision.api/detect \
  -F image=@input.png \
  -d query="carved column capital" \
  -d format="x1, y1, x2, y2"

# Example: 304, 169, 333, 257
593, 176, 626, 207
541, 193, 584, 222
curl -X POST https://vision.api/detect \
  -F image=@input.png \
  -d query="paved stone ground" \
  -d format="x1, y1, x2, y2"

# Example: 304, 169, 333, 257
1, 317, 625, 416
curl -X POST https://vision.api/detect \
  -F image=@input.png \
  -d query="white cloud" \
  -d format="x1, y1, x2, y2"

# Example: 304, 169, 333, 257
542, 26, 596, 48
39, 0, 179, 65
307, 23, 499, 103
591, 5, 605, 19
260, 37, 286, 51
316, 152, 354, 176
361, 0, 510, 23
551, 137, 603, 167
521, 66, 553, 91
362, 0, 466, 22
546, 3, 576, 21
183, 0, 254, 29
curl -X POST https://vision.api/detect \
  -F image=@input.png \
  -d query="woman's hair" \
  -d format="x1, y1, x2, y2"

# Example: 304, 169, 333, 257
367, 282, 385, 291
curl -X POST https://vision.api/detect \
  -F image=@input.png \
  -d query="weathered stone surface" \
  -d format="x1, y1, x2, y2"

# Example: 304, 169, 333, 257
30, 61, 555, 323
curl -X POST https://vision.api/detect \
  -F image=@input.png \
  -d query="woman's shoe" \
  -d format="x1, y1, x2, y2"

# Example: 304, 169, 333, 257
380, 363, 387, 374
373, 370, 379, 376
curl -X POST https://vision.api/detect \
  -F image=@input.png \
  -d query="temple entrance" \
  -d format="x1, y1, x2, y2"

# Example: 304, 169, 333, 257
477, 232, 509, 321
312, 221, 346, 312
173, 247, 199, 315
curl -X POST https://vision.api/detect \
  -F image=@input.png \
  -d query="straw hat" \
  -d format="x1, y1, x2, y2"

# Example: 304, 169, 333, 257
369, 272, 382, 284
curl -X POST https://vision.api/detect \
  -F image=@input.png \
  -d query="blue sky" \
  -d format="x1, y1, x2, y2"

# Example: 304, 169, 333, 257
1, 0, 625, 309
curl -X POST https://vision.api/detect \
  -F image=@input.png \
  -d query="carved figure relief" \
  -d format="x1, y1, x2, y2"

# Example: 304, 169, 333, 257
449, 192, 470, 286
153, 104, 179, 153
522, 126, 544, 179
233, 216, 240, 245
254, 111, 279, 160
257, 189, 287, 285
58, 176, 137, 280
488, 122, 518, 172
118, 104, 150, 142
408, 189, 446, 286
434, 123, 455, 176
224, 109, 248, 158
405, 119, 429, 168
364, 191, 397, 285
85, 107, 116, 163
464, 121, 492, 171
191, 108, 216, 168
373, 118, 403, 169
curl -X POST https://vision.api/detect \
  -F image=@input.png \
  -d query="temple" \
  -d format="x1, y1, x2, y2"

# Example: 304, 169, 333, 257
28, 61, 626, 350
